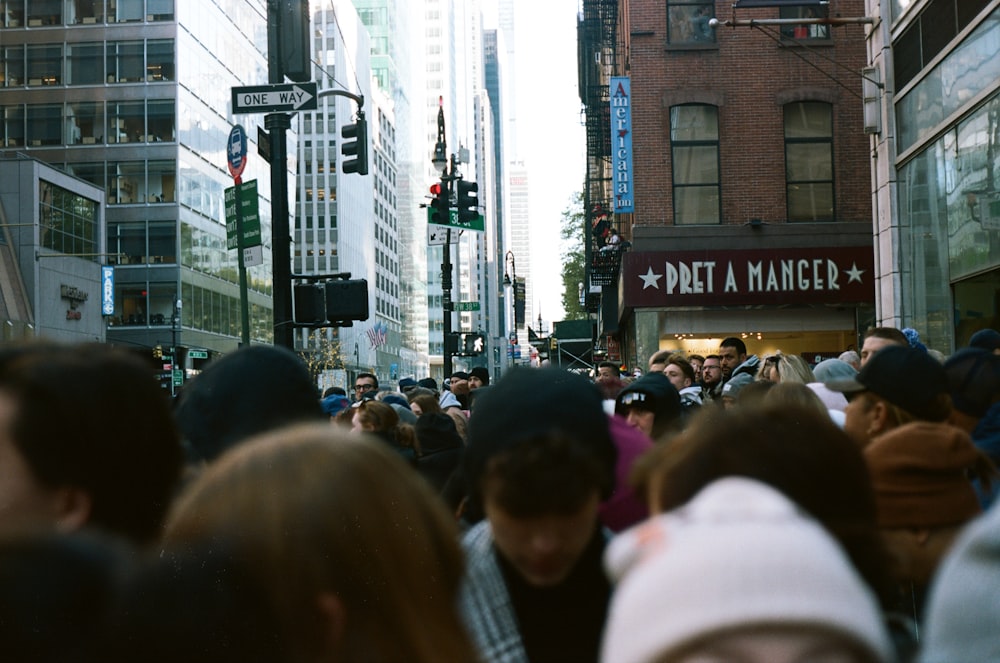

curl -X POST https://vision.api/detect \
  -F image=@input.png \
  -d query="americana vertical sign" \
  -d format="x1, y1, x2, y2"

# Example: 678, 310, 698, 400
610, 77, 634, 213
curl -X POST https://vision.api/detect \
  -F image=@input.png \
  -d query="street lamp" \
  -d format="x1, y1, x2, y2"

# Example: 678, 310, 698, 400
432, 96, 455, 379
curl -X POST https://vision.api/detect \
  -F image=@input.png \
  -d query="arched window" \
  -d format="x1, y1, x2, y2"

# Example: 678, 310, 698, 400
670, 104, 720, 225
784, 101, 834, 221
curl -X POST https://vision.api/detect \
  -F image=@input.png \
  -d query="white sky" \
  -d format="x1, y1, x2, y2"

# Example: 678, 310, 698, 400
509, 0, 585, 323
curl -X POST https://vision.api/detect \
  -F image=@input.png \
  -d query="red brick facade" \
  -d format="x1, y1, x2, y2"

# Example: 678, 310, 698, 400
624, 0, 872, 228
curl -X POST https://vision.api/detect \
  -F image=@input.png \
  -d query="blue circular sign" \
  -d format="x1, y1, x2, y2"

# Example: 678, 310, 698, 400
227, 124, 248, 179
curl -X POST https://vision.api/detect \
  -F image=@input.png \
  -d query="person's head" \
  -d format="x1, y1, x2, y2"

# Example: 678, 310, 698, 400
719, 337, 748, 376
687, 354, 705, 382
174, 345, 324, 463
469, 366, 490, 389
839, 350, 862, 371
864, 422, 991, 587
463, 367, 616, 585
0, 342, 183, 545
700, 354, 723, 387
596, 361, 620, 383
814, 357, 859, 384
636, 404, 894, 607
763, 382, 830, 419
353, 372, 379, 399
320, 394, 351, 420
777, 353, 815, 384
350, 399, 397, 434
758, 354, 781, 382
943, 347, 1000, 433
602, 477, 893, 663
968, 328, 1000, 355
919, 503, 1000, 662
647, 350, 673, 373
828, 345, 952, 448
662, 354, 695, 391
860, 327, 908, 367
322, 386, 347, 398
164, 425, 477, 663
397, 377, 417, 393
409, 393, 441, 417
615, 372, 683, 439
0, 530, 131, 663
448, 371, 470, 396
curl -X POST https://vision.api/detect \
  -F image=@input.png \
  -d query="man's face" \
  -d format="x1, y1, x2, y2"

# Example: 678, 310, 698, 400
354, 377, 377, 400
689, 358, 703, 382
701, 359, 723, 386
0, 392, 60, 534
860, 336, 899, 367
621, 407, 656, 437
485, 491, 600, 587
663, 363, 692, 391
596, 366, 618, 383
718, 346, 744, 376
469, 375, 485, 389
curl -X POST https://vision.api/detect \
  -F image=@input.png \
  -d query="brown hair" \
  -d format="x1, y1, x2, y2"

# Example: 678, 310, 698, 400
410, 393, 442, 415
164, 425, 477, 663
354, 400, 420, 455
635, 404, 895, 607
666, 353, 695, 384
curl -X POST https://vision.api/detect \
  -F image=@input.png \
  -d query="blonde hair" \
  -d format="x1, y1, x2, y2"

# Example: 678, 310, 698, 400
164, 425, 477, 663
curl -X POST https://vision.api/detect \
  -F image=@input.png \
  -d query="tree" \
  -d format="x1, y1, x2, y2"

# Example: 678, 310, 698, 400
298, 329, 345, 386
560, 192, 587, 320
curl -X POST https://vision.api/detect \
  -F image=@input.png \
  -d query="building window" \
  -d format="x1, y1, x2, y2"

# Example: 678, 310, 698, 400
38, 180, 97, 257
26, 44, 62, 86
784, 101, 834, 221
670, 104, 720, 225
67, 42, 104, 85
779, 5, 829, 39
26, 103, 61, 146
667, 1, 715, 45
1, 44, 25, 86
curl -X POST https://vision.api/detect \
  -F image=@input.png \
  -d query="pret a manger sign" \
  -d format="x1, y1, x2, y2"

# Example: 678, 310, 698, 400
623, 247, 875, 307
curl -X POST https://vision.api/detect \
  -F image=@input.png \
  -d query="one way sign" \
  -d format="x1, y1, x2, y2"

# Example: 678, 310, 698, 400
232, 82, 318, 114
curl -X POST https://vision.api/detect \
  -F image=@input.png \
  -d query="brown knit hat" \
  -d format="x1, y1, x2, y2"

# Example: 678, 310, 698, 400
864, 422, 983, 529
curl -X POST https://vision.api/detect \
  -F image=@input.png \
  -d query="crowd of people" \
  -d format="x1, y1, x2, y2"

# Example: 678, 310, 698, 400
1, 327, 999, 662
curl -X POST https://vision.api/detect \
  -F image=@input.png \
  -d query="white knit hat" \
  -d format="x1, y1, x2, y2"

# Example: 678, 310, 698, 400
601, 477, 893, 663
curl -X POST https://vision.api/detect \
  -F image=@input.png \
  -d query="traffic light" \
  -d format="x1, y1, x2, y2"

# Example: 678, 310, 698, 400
153, 345, 163, 359
457, 179, 479, 223
293, 279, 369, 326
444, 332, 460, 356
341, 112, 369, 175
463, 333, 485, 356
279, 0, 311, 81
429, 181, 450, 224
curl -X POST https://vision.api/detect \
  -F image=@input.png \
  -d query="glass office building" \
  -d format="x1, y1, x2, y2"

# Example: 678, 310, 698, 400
0, 0, 279, 365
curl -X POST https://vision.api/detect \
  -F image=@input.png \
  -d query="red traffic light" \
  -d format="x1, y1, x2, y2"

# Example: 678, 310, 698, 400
430, 182, 443, 196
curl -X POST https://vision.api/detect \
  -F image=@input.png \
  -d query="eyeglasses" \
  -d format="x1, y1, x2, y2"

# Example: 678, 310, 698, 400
354, 383, 376, 392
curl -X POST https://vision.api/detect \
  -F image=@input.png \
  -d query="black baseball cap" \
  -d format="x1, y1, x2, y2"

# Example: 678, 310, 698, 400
827, 345, 947, 417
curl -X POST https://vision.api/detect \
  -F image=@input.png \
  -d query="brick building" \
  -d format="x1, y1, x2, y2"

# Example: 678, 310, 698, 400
579, 0, 878, 370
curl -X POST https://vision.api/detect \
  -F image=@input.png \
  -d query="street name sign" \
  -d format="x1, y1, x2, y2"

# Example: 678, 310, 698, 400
454, 301, 481, 311
232, 82, 318, 114
225, 180, 262, 250
426, 207, 485, 232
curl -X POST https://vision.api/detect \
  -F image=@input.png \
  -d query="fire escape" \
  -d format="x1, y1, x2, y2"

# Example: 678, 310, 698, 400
578, 0, 622, 314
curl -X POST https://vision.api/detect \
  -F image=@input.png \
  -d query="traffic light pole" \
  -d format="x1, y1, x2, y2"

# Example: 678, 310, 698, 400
267, 0, 293, 349
441, 158, 455, 380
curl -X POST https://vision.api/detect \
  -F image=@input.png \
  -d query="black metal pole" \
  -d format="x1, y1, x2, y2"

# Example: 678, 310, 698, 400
266, 0, 293, 349
442, 224, 453, 379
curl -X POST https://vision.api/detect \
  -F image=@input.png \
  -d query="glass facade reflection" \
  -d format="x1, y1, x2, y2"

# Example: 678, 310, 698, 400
0, 0, 276, 353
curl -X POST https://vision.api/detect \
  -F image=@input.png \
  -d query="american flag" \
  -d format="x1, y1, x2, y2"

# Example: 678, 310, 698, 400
366, 321, 387, 349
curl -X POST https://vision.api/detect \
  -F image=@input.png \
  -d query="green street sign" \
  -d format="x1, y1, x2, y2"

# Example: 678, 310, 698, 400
426, 207, 485, 232
225, 180, 262, 250
454, 301, 481, 311
188, 350, 208, 359
172, 369, 184, 386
